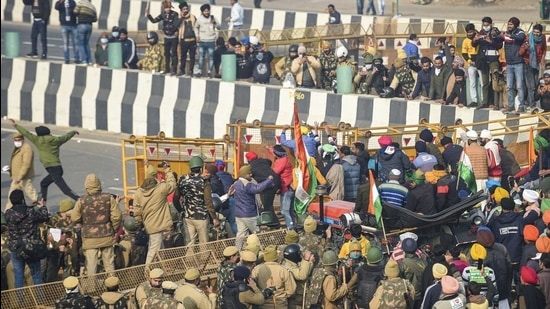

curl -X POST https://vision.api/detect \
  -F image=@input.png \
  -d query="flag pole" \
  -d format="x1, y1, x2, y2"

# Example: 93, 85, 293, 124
379, 214, 391, 256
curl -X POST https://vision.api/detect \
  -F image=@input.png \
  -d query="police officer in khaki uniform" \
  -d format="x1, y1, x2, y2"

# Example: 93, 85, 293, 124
251, 245, 297, 308
240, 249, 258, 271
55, 276, 95, 308
135, 268, 164, 308
320, 250, 349, 309
6, 132, 38, 209
95, 276, 129, 308
174, 267, 216, 308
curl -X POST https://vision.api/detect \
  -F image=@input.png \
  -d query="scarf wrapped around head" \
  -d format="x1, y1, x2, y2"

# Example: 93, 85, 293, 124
530, 31, 542, 70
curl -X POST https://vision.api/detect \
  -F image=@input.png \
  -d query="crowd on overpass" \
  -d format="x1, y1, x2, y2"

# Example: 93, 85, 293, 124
20, 0, 550, 114
3, 115, 550, 308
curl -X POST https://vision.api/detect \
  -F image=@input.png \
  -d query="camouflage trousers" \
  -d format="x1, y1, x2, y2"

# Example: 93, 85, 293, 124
321, 72, 335, 90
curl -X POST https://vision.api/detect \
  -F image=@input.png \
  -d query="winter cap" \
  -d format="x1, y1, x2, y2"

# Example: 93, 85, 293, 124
233, 266, 251, 281
263, 245, 279, 262
480, 129, 492, 139
9, 189, 24, 205
161, 281, 179, 290
470, 243, 487, 260
184, 267, 200, 281
304, 215, 317, 233
59, 198, 75, 213
215, 159, 225, 169
543, 210, 550, 225
285, 230, 299, 244
493, 187, 510, 204
35, 125, 51, 136
104, 277, 120, 288
420, 129, 434, 142
245, 151, 258, 162
200, 3, 210, 11
402, 238, 417, 254
378, 136, 392, 147
476, 227, 495, 247
223, 246, 239, 257
349, 241, 362, 252
440, 136, 453, 146
385, 259, 400, 278
441, 276, 459, 294
179, 1, 189, 9
297, 46, 307, 54
521, 266, 538, 285
523, 189, 539, 203
536, 236, 550, 253
273, 145, 287, 157
432, 263, 448, 279
524, 225, 539, 242
239, 165, 251, 178
149, 268, 164, 279
415, 141, 427, 153
241, 250, 257, 262
390, 169, 402, 177
501, 197, 515, 211
399, 232, 418, 242
247, 233, 260, 246
63, 276, 79, 290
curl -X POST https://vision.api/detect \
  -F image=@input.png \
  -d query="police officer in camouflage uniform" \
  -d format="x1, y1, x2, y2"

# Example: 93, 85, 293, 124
176, 156, 219, 245
217, 245, 240, 308
71, 173, 122, 276
142, 280, 184, 309
305, 249, 349, 309
370, 259, 415, 309
137, 31, 166, 73
354, 53, 375, 94
319, 41, 337, 91
274, 44, 300, 84
334, 46, 358, 93
299, 216, 329, 268
390, 56, 417, 98
174, 267, 216, 308
95, 276, 129, 309
282, 243, 315, 309
134, 268, 164, 308
55, 276, 95, 309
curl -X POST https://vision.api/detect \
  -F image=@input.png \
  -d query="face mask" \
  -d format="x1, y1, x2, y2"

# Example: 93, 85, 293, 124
364, 64, 373, 70
350, 252, 361, 260
100, 38, 109, 44
256, 52, 264, 61
483, 26, 491, 32
112, 32, 120, 38
374, 63, 383, 70
14, 141, 23, 148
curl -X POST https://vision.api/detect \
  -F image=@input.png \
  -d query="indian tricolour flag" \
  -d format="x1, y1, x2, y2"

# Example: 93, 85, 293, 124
458, 153, 477, 194
368, 170, 382, 228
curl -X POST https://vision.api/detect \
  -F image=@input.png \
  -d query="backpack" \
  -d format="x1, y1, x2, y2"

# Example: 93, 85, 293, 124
222, 281, 248, 309
304, 268, 335, 309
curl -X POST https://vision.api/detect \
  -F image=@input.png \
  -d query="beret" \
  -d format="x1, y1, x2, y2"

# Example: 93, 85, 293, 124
104, 276, 119, 288
149, 268, 164, 279
184, 268, 200, 281
223, 246, 239, 257
63, 276, 79, 290
241, 250, 257, 262
161, 281, 179, 290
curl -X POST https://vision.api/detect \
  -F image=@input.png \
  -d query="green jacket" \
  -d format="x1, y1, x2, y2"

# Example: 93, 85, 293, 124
15, 124, 76, 168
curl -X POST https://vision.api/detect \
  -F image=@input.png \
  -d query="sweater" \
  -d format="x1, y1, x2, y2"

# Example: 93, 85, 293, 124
195, 14, 220, 42
15, 124, 77, 168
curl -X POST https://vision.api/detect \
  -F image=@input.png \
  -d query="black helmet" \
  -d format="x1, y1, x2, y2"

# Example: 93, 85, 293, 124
212, 193, 223, 212
289, 44, 299, 53
283, 244, 302, 263
379, 86, 395, 98
147, 31, 159, 45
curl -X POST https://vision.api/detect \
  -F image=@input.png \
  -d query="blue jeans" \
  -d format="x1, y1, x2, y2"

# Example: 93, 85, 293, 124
61, 25, 80, 62
221, 197, 237, 234
31, 20, 47, 55
198, 41, 215, 73
10, 252, 43, 288
366, 0, 377, 14
506, 62, 525, 110
280, 190, 295, 229
77, 23, 93, 64
356, 0, 364, 14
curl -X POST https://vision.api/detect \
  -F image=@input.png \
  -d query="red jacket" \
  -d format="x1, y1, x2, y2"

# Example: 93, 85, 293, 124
272, 156, 293, 193
522, 33, 547, 66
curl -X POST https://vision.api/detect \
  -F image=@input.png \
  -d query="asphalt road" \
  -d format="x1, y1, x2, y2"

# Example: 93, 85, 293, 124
0, 119, 133, 214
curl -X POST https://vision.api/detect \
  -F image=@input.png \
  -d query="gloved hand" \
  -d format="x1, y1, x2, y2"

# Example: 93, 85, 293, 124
262, 287, 276, 299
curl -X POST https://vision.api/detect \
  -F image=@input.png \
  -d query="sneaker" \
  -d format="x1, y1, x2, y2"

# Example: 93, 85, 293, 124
207, 71, 212, 78
517, 107, 525, 113
41, 54, 47, 59
26, 52, 38, 58
74, 60, 82, 64
195, 72, 202, 78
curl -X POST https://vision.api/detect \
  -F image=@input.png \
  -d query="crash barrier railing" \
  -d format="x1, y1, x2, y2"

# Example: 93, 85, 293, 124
1, 251, 210, 309
121, 134, 236, 210
1, 229, 287, 308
